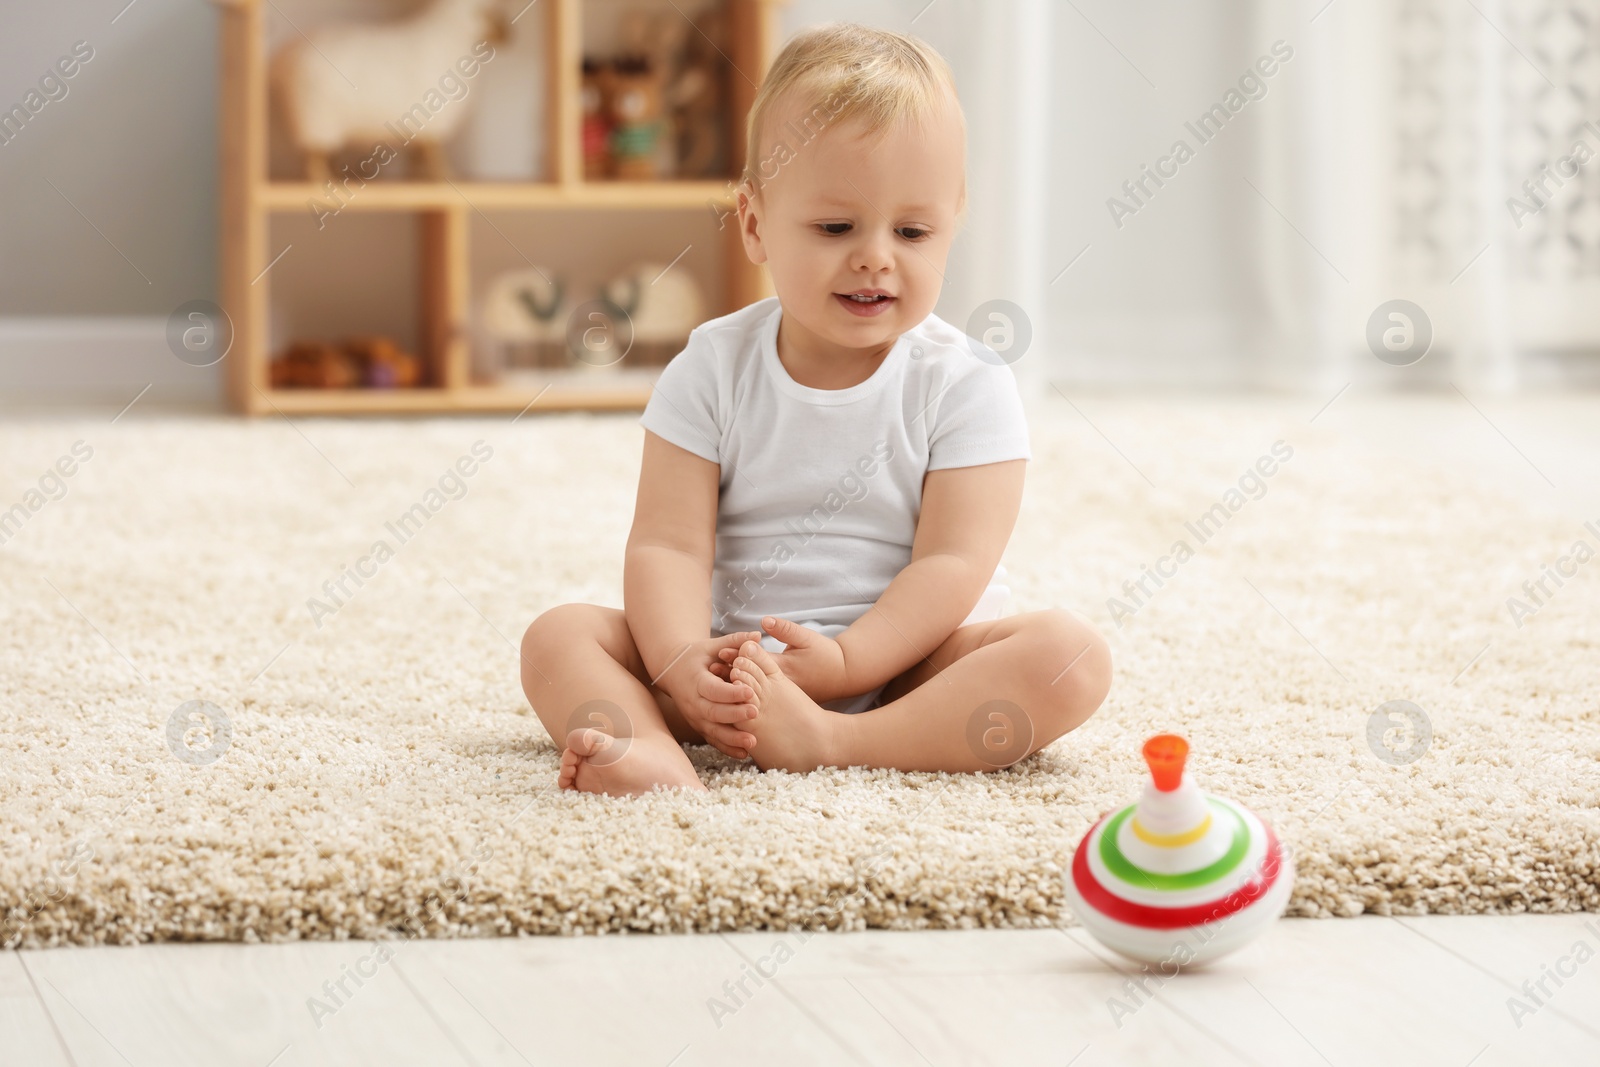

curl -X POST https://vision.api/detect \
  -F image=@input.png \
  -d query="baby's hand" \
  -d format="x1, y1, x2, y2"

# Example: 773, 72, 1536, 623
662, 631, 763, 758
718, 617, 850, 703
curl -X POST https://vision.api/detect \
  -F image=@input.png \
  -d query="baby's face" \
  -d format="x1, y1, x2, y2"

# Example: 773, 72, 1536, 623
739, 94, 965, 355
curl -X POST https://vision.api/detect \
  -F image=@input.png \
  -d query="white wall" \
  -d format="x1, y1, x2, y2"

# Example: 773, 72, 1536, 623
0, 0, 220, 404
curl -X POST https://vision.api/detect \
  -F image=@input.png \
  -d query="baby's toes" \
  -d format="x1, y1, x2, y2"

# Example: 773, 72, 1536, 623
731, 662, 765, 701
564, 727, 614, 758
740, 640, 784, 676
558, 748, 581, 790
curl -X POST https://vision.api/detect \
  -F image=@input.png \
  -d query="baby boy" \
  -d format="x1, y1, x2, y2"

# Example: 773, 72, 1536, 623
521, 23, 1111, 795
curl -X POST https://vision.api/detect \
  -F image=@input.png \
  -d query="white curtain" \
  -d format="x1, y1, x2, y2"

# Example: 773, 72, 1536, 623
786, 0, 1600, 392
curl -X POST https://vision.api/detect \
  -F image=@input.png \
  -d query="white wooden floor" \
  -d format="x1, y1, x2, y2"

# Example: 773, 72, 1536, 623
4, 916, 1598, 1066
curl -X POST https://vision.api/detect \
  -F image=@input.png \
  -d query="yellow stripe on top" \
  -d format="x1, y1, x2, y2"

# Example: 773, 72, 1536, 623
1131, 812, 1213, 848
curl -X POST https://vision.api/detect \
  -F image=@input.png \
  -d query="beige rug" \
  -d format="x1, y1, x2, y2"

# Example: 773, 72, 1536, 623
2, 394, 1597, 946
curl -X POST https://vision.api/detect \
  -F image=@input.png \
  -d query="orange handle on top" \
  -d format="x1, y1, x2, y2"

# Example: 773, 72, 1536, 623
1142, 734, 1188, 792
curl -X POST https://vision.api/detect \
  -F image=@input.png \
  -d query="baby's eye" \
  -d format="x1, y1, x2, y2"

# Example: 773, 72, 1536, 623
817, 222, 852, 235
896, 226, 930, 241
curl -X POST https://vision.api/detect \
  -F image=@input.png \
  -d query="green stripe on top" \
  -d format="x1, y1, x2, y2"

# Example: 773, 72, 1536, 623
1099, 799, 1250, 892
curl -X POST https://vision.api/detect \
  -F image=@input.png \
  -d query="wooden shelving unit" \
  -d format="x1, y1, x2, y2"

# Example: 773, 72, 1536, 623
217, 0, 782, 416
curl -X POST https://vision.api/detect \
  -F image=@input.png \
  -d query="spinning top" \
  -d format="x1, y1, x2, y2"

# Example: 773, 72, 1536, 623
1064, 734, 1293, 966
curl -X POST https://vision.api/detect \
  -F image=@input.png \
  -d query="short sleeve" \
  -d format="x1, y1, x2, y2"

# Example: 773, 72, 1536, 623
638, 329, 721, 463
926, 361, 1032, 471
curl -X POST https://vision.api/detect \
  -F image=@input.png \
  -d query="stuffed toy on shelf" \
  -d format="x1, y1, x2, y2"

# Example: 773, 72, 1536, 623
271, 0, 509, 183
595, 260, 705, 367
663, 6, 729, 179
606, 55, 667, 181
480, 266, 568, 382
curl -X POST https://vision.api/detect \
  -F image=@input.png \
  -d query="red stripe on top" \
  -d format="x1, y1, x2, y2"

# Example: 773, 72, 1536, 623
1070, 814, 1286, 930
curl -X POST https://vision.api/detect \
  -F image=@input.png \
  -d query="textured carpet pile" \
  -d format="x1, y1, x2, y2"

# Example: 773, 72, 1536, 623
1, 395, 1597, 947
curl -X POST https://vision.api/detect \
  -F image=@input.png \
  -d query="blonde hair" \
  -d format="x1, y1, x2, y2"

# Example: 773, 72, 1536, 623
741, 24, 964, 197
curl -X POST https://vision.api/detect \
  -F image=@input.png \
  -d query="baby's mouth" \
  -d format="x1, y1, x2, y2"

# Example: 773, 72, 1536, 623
834, 291, 897, 316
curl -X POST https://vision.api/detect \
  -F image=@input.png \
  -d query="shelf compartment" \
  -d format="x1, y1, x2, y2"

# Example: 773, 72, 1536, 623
578, 0, 741, 184
262, 0, 561, 185
264, 208, 445, 389
466, 207, 724, 385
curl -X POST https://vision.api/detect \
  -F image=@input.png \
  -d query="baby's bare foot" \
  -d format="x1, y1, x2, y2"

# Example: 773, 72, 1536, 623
729, 641, 842, 773
559, 728, 707, 796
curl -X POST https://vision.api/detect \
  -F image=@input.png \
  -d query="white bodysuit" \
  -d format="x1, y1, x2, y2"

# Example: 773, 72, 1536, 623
638, 297, 1031, 712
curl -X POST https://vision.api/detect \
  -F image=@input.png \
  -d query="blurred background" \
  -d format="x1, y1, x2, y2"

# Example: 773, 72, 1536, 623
2, 0, 1598, 410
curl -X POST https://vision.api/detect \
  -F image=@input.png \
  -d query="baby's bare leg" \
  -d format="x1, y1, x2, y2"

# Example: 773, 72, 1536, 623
732, 609, 1111, 773
521, 603, 706, 796
841, 609, 1111, 771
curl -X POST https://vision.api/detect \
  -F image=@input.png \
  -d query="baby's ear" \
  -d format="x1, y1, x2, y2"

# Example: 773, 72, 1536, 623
736, 184, 768, 265
733, 177, 756, 218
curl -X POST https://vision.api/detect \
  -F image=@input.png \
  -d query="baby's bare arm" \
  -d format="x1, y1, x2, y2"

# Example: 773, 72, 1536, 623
625, 432, 759, 755
836, 459, 1026, 693
625, 432, 719, 678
